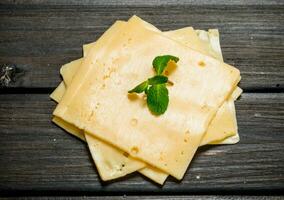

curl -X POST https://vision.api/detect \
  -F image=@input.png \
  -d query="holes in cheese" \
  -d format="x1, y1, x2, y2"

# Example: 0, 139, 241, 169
85, 133, 145, 180
50, 18, 241, 184
55, 16, 240, 180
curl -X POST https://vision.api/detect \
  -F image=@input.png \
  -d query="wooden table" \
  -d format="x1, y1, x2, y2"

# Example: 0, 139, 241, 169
0, 0, 283, 199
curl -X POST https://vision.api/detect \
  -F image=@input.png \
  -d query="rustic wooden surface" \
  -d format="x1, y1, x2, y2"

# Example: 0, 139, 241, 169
0, 196, 283, 200
0, 0, 284, 198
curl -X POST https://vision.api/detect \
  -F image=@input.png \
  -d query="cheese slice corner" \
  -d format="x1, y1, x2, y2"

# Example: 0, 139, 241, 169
85, 133, 145, 181
50, 81, 66, 103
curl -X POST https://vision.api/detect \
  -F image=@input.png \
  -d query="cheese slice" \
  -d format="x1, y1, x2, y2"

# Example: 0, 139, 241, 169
83, 29, 242, 146
53, 115, 146, 180
57, 21, 146, 181
51, 30, 242, 147
51, 22, 242, 182
85, 132, 145, 180
50, 25, 242, 184
165, 27, 212, 57
53, 116, 85, 141
195, 29, 242, 144
83, 42, 95, 57
60, 58, 83, 86
196, 29, 223, 61
53, 16, 240, 180
50, 81, 66, 103
210, 86, 242, 145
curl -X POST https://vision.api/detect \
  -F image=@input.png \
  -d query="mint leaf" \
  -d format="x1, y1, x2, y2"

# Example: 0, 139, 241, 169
147, 84, 169, 115
152, 55, 179, 75
128, 81, 148, 93
148, 75, 168, 85
128, 55, 178, 115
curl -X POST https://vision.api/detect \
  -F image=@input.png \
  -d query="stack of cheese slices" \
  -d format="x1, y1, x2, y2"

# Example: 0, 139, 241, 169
50, 16, 242, 185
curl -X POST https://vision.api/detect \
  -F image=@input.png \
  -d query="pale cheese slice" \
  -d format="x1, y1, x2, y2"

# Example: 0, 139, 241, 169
52, 115, 145, 180
60, 58, 83, 86
52, 24, 241, 182
50, 81, 66, 103
200, 99, 236, 146
208, 99, 239, 145
85, 132, 145, 180
51, 67, 240, 184
210, 86, 243, 145
54, 16, 240, 179
165, 27, 212, 57
82, 28, 242, 146
52, 116, 85, 141
232, 86, 243, 101
195, 29, 242, 144
83, 42, 95, 57
66, 28, 243, 147
52, 114, 146, 181
51, 25, 241, 184
196, 29, 223, 61
55, 21, 146, 181
82, 27, 241, 182
81, 28, 242, 147
83, 27, 241, 145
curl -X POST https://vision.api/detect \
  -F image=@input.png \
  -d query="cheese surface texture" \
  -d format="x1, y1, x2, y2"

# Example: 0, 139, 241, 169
54, 16, 240, 179
85, 133, 145, 180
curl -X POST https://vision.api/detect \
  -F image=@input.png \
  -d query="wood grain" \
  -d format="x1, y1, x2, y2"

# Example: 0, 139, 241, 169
0, 93, 283, 195
1, 196, 283, 200
1, 0, 284, 6
0, 4, 283, 90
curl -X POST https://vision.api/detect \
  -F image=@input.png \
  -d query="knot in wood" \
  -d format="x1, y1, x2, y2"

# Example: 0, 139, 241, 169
0, 64, 16, 87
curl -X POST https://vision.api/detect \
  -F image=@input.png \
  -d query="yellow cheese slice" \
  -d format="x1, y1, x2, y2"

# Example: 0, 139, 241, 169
52, 24, 242, 183
50, 81, 66, 103
210, 86, 242, 145
232, 86, 243, 101
82, 28, 243, 146
52, 31, 242, 147
50, 25, 242, 184
53, 16, 240, 180
52, 116, 85, 141
165, 27, 212, 57
60, 58, 83, 86
52, 21, 147, 181
196, 29, 224, 61
51, 23, 243, 184
85, 132, 145, 180
83, 42, 95, 57
52, 115, 146, 181
195, 29, 242, 144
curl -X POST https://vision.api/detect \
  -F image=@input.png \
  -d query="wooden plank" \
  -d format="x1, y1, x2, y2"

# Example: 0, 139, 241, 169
0, 5, 283, 90
0, 93, 283, 195
1, 196, 283, 200
1, 0, 284, 6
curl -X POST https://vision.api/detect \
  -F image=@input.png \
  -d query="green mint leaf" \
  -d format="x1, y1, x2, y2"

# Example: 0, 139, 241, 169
128, 81, 148, 93
148, 75, 168, 85
152, 55, 179, 75
147, 84, 169, 115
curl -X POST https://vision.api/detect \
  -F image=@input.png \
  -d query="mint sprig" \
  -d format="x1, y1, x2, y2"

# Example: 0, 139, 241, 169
148, 75, 168, 85
147, 84, 169, 115
153, 55, 179, 75
128, 81, 148, 93
128, 55, 179, 115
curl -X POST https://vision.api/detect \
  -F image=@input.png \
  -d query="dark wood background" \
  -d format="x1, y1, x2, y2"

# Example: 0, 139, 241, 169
0, 0, 284, 199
